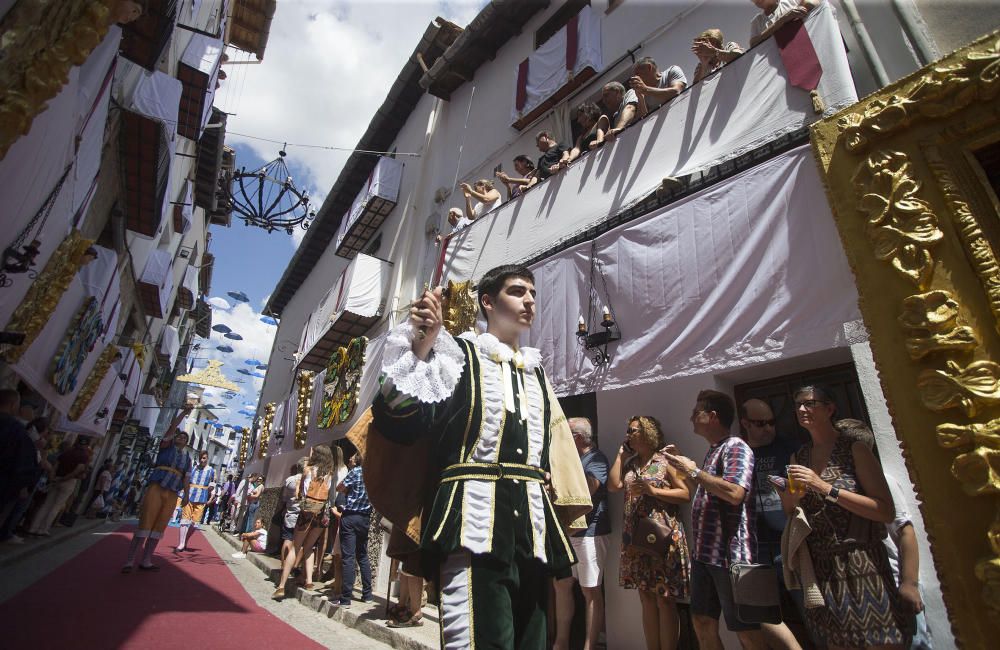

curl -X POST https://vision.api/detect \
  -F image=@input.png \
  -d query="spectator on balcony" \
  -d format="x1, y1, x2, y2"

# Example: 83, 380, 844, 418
597, 81, 637, 143
750, 0, 820, 48
460, 179, 502, 220
495, 155, 538, 199
692, 29, 745, 84
535, 131, 569, 180
561, 102, 606, 168
629, 57, 688, 120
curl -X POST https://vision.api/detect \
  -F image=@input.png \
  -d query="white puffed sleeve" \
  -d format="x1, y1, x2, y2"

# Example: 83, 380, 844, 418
380, 321, 466, 403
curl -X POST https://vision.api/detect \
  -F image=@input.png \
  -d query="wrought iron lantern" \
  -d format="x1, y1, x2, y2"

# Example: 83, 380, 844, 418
228, 147, 315, 234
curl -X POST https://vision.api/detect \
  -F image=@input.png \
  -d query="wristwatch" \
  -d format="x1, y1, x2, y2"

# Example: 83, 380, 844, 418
825, 486, 840, 503
688, 468, 700, 480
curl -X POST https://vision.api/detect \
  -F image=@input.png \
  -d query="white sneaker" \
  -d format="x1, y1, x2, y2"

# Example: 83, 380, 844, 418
231, 552, 246, 559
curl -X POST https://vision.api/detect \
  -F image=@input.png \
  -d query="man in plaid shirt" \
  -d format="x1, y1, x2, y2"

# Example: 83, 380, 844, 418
664, 390, 765, 650
336, 453, 372, 607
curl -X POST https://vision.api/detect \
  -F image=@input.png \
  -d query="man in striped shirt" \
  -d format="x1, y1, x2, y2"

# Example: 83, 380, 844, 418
175, 450, 214, 552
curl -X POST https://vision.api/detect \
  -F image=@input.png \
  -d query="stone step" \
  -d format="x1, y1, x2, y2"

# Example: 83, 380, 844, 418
212, 525, 438, 650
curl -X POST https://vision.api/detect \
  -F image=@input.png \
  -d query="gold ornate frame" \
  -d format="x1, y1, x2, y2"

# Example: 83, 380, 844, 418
812, 31, 1000, 642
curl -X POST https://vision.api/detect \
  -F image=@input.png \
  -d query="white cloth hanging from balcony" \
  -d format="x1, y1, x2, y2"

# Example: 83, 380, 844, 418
442, 2, 855, 285
511, 5, 602, 123
517, 145, 861, 396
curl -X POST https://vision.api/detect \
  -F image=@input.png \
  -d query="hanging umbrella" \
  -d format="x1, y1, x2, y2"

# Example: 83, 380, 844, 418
227, 291, 250, 303
260, 316, 278, 326
237, 369, 252, 376
242, 401, 256, 407
245, 359, 263, 366
212, 324, 232, 334
256, 364, 268, 370
216, 345, 233, 353
224, 332, 243, 341
252, 372, 266, 378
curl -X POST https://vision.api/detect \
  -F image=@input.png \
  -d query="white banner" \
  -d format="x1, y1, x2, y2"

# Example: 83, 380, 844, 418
519, 146, 861, 396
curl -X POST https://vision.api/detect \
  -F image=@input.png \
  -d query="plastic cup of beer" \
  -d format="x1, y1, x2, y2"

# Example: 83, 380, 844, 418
785, 465, 803, 495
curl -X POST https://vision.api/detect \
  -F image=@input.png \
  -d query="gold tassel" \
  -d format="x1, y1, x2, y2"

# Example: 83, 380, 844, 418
811, 89, 825, 114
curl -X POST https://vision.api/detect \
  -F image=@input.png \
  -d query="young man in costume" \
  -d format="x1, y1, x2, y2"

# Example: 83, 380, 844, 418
121, 406, 193, 573
371, 264, 591, 649
175, 450, 215, 552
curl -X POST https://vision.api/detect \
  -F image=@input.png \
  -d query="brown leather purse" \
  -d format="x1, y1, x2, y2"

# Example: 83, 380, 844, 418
628, 515, 674, 557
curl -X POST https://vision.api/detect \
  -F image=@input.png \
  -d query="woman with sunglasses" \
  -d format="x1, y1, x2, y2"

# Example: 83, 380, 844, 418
777, 385, 905, 650
609, 416, 691, 650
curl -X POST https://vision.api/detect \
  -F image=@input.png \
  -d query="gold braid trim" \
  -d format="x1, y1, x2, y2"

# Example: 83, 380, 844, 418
294, 371, 315, 449
3, 230, 95, 363
68, 344, 119, 420
258, 402, 276, 459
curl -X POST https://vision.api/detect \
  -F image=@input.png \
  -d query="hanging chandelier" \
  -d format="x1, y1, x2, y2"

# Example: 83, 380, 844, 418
228, 147, 315, 234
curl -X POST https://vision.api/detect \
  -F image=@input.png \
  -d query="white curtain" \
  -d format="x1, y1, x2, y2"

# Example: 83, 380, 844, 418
519, 145, 861, 396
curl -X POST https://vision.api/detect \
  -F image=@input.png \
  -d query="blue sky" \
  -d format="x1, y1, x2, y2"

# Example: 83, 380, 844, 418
194, 1, 485, 429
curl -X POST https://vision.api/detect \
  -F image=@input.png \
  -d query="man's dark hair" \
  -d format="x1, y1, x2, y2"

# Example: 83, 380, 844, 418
696, 389, 735, 430
635, 56, 657, 71
477, 265, 535, 318
513, 154, 535, 170
535, 130, 554, 142
0, 388, 20, 413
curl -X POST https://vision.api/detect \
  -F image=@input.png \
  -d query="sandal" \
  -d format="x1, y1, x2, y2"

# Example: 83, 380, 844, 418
137, 564, 160, 572
272, 588, 285, 600
303, 582, 315, 590
387, 614, 424, 628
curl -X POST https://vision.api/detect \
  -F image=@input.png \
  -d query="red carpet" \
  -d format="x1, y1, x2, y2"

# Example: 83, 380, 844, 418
0, 525, 326, 649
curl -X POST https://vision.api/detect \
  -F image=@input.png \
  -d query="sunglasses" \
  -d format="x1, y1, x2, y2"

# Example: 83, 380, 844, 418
747, 418, 775, 427
626, 427, 641, 434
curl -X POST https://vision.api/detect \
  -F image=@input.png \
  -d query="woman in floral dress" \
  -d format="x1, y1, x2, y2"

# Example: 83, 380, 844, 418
610, 416, 692, 650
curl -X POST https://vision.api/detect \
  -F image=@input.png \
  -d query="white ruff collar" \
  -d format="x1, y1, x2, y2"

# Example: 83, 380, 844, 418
459, 332, 542, 371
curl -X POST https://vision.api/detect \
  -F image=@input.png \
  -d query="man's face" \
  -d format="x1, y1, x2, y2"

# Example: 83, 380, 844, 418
741, 401, 776, 447
569, 424, 590, 454
634, 63, 657, 86
483, 277, 537, 333
199, 453, 209, 467
601, 87, 622, 109
536, 136, 552, 153
174, 433, 189, 449
690, 402, 713, 438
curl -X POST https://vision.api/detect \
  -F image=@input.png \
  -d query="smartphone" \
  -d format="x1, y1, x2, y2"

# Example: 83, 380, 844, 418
623, 441, 634, 454
493, 163, 503, 175
767, 475, 788, 493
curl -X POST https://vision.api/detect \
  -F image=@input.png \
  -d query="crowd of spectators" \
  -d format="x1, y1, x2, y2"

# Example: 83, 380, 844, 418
442, 0, 819, 237
552, 386, 928, 650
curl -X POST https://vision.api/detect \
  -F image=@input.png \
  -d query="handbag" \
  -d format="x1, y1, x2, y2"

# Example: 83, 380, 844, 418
721, 460, 782, 625
628, 515, 675, 557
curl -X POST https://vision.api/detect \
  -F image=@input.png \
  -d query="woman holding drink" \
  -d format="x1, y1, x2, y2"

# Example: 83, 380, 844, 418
775, 385, 906, 649
609, 416, 691, 650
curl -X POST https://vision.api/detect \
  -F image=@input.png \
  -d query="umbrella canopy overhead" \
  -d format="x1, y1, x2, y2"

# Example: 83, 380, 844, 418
256, 364, 268, 370
227, 291, 250, 303
216, 345, 233, 353
224, 332, 243, 341
238, 369, 252, 376
260, 316, 277, 325
245, 359, 263, 366
212, 324, 231, 333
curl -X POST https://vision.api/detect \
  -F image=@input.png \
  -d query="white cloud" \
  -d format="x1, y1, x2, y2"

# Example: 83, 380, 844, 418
216, 1, 484, 247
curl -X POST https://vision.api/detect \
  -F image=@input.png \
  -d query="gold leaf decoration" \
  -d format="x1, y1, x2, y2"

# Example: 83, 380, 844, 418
0, 1, 119, 159
442, 280, 479, 335
899, 290, 979, 359
853, 152, 942, 289
836, 36, 1000, 153
258, 402, 276, 459
68, 345, 119, 420
2, 230, 95, 362
918, 360, 1000, 417
294, 370, 315, 449
319, 337, 368, 428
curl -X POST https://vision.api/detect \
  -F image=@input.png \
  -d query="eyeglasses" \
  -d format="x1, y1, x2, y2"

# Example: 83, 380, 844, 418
795, 399, 829, 409
747, 418, 775, 427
